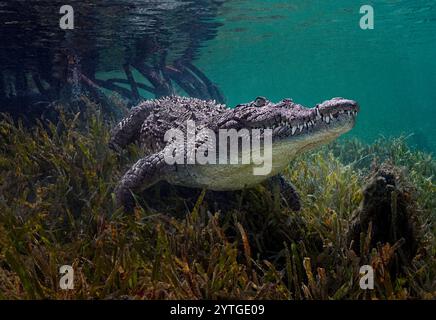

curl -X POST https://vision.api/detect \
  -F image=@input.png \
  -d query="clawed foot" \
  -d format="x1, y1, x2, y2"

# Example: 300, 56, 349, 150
266, 174, 301, 211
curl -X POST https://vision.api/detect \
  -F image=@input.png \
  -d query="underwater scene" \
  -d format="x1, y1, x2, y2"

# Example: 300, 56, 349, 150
0, 0, 435, 301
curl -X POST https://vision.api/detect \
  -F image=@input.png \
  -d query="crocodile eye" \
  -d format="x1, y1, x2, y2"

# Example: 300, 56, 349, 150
254, 97, 267, 107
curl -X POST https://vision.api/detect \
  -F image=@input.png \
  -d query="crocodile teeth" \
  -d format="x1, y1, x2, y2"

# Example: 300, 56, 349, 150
291, 127, 297, 135
325, 116, 330, 124
298, 125, 303, 132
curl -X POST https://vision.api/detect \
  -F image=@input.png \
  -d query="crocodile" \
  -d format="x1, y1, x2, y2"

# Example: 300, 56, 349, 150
110, 96, 359, 211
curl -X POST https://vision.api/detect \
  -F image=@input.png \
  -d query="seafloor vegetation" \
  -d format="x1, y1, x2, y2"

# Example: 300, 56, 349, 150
0, 101, 434, 300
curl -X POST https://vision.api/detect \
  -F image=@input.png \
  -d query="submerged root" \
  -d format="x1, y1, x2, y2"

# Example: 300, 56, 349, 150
347, 163, 422, 270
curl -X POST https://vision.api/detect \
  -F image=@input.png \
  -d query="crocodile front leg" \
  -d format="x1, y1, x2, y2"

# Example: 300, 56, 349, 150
266, 174, 301, 211
115, 151, 170, 212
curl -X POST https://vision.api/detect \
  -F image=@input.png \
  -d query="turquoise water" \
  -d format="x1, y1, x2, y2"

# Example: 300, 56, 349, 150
1, 0, 435, 151
196, 0, 436, 151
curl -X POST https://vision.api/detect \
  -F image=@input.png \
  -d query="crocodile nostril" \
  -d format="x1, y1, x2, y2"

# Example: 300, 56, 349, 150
254, 97, 267, 107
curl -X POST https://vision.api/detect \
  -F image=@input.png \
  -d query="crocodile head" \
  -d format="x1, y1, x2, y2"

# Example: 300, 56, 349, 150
271, 97, 359, 147
212, 96, 359, 176
221, 96, 359, 145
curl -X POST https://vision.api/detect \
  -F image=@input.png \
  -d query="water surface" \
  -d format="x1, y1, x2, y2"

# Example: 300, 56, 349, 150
197, 0, 436, 152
